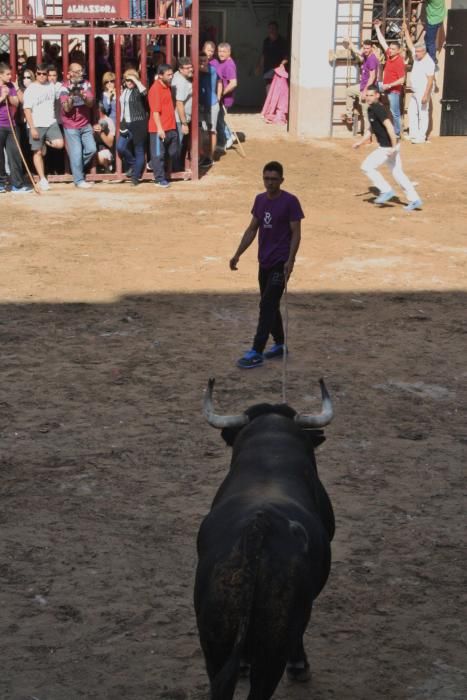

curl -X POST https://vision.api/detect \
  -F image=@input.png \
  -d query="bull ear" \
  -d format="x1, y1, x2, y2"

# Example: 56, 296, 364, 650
220, 426, 239, 446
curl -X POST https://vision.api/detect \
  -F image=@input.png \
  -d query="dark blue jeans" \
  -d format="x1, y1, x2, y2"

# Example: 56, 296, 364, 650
253, 262, 285, 354
425, 22, 442, 63
149, 130, 178, 183
117, 131, 146, 180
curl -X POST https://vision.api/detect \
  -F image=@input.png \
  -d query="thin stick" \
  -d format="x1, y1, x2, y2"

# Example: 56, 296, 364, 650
222, 105, 246, 158
6, 102, 41, 195
282, 276, 288, 404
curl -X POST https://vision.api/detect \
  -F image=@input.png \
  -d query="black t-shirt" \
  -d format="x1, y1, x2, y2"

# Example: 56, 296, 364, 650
368, 102, 392, 147
262, 35, 288, 74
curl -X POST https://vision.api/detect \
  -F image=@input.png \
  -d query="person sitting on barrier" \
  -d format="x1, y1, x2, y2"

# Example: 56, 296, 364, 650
116, 69, 148, 187
342, 38, 379, 132
159, 0, 192, 24
101, 72, 117, 126
425, 0, 446, 65
23, 62, 64, 191
93, 110, 115, 172
60, 63, 96, 189
0, 62, 33, 193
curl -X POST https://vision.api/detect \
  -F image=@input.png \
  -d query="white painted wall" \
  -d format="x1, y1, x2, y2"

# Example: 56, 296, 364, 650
289, 0, 338, 137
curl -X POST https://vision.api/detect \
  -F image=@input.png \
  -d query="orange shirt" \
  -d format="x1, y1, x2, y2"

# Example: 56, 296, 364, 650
148, 79, 176, 132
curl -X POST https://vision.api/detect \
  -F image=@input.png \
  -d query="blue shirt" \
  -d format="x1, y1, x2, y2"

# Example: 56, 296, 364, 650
200, 65, 218, 108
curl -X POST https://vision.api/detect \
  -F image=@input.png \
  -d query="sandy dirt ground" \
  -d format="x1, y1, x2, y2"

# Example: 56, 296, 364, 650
1, 127, 466, 700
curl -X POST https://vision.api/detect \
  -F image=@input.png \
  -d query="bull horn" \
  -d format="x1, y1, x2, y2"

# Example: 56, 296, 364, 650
203, 378, 250, 429
294, 379, 334, 428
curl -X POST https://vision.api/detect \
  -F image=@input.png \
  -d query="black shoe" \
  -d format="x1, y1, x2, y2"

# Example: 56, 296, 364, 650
125, 168, 134, 178
130, 178, 140, 187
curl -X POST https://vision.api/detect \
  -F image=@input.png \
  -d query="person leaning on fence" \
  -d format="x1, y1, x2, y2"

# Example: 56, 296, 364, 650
117, 69, 148, 187
342, 38, 379, 132
402, 22, 435, 144
23, 62, 64, 192
172, 56, 193, 171
101, 72, 117, 126
60, 63, 97, 189
93, 109, 115, 172
199, 51, 220, 168
0, 62, 33, 194
373, 20, 406, 138
211, 43, 237, 150
148, 63, 178, 188
353, 84, 422, 212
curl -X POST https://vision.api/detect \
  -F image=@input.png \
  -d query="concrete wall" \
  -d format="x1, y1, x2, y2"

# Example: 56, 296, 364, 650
288, 0, 337, 138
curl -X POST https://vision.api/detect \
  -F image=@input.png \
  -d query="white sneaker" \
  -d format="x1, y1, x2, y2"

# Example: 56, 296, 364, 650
76, 181, 93, 189
225, 137, 234, 149
39, 178, 50, 191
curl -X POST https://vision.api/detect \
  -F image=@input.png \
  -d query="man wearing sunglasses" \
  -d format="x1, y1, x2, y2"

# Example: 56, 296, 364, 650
60, 63, 96, 189
23, 62, 64, 191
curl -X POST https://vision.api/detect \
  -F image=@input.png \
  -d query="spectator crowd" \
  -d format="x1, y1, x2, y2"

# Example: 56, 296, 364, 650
0, 31, 244, 192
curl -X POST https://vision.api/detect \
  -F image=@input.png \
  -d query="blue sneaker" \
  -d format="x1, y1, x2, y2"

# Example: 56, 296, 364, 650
155, 179, 170, 188
404, 198, 423, 212
374, 190, 395, 205
264, 343, 287, 360
237, 350, 264, 369
11, 185, 33, 194
0, 184, 7, 194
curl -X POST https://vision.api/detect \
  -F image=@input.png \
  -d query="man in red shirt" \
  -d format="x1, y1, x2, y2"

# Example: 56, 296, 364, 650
374, 19, 406, 137
148, 64, 178, 188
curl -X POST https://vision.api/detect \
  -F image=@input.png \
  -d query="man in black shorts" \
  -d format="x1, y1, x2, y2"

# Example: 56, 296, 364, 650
23, 63, 64, 192
353, 85, 422, 211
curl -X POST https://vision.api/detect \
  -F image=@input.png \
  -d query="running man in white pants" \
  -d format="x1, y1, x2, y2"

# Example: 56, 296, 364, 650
353, 85, 422, 212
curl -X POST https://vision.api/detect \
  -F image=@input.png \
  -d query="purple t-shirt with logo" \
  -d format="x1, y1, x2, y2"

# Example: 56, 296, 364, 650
0, 82, 17, 128
360, 52, 379, 91
213, 57, 237, 108
252, 190, 304, 269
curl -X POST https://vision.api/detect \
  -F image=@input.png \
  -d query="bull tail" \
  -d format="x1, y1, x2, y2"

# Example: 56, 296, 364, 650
210, 511, 268, 700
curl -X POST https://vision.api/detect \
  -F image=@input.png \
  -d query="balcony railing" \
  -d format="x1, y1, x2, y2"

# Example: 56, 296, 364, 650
0, 0, 193, 25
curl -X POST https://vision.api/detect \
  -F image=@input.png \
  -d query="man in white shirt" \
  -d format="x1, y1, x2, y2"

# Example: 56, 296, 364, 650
403, 23, 435, 144
23, 63, 64, 190
171, 56, 193, 170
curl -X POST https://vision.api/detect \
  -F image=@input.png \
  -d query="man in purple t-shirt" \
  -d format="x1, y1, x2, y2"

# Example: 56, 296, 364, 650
213, 42, 237, 150
230, 161, 304, 369
60, 63, 96, 189
343, 39, 379, 132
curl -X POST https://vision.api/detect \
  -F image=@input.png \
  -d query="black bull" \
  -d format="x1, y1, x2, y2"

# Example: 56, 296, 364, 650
194, 379, 335, 700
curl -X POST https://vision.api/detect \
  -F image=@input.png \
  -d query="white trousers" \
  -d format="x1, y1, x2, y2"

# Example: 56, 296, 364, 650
361, 146, 419, 202
408, 93, 430, 141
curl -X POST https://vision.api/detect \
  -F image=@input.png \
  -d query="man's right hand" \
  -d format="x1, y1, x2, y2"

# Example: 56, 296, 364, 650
158, 129, 166, 140
229, 255, 239, 271
373, 19, 381, 28
31, 127, 40, 140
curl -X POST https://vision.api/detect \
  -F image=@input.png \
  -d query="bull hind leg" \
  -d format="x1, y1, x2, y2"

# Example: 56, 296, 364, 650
286, 602, 312, 682
246, 649, 288, 700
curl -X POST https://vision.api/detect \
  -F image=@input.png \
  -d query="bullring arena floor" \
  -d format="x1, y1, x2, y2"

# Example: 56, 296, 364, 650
1, 121, 466, 700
